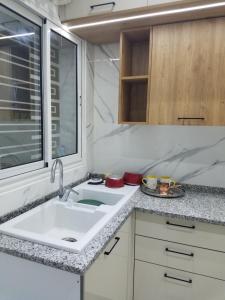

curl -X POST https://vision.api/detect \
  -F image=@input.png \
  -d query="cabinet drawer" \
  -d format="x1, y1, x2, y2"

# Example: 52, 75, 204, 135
136, 212, 225, 252
134, 260, 225, 300
135, 236, 225, 280
62, 0, 148, 20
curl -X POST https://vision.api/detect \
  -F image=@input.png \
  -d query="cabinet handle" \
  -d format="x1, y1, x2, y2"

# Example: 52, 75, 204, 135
177, 117, 205, 120
90, 2, 116, 10
166, 221, 195, 230
164, 273, 192, 284
104, 237, 120, 255
165, 247, 194, 257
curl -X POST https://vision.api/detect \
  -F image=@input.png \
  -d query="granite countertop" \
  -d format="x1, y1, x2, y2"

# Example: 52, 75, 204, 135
135, 184, 225, 225
0, 184, 225, 275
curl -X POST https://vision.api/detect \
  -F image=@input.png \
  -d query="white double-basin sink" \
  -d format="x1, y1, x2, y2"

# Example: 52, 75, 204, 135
0, 182, 138, 253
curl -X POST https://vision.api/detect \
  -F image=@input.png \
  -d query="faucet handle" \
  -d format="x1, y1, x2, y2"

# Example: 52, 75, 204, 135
60, 187, 79, 203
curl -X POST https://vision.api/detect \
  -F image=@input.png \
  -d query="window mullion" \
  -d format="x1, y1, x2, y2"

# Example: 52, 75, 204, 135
43, 21, 52, 167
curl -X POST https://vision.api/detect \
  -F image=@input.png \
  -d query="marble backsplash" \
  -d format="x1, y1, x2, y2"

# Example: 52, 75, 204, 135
87, 43, 225, 187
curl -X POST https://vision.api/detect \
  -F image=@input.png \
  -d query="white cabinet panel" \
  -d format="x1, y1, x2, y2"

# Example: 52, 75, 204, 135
134, 260, 225, 300
135, 235, 225, 280
61, 0, 148, 21
136, 212, 225, 252
84, 215, 134, 300
148, 0, 183, 5
0, 252, 80, 300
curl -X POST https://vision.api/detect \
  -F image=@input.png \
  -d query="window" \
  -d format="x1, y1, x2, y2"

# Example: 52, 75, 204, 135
0, 5, 43, 172
50, 30, 78, 159
0, 3, 82, 180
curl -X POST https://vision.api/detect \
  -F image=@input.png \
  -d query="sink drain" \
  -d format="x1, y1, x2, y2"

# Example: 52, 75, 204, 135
62, 237, 77, 243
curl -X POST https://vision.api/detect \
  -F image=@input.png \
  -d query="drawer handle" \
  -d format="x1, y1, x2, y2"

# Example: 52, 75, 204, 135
164, 273, 192, 284
104, 237, 120, 255
165, 247, 194, 257
166, 221, 195, 230
90, 2, 116, 10
177, 117, 205, 120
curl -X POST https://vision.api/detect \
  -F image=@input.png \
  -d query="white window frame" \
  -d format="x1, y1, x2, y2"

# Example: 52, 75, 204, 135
0, 0, 84, 181
44, 20, 83, 168
0, 0, 45, 180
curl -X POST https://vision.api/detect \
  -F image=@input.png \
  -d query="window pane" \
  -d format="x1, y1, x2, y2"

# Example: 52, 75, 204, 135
0, 6, 42, 170
50, 31, 78, 159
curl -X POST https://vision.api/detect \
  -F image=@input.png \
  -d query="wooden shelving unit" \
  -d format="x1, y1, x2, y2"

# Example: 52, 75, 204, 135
119, 28, 151, 124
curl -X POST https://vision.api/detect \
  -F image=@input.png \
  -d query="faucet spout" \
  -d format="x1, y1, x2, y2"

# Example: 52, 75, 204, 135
50, 159, 64, 199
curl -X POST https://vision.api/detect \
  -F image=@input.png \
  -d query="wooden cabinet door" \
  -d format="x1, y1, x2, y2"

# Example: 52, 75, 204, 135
149, 18, 225, 126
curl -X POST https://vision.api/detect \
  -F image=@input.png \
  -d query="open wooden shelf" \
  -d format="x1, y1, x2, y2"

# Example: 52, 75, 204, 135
120, 80, 149, 123
120, 28, 150, 77
119, 28, 151, 124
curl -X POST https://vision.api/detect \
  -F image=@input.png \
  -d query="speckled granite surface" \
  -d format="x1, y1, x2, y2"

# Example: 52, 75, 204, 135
136, 184, 225, 225
0, 193, 136, 275
0, 183, 225, 275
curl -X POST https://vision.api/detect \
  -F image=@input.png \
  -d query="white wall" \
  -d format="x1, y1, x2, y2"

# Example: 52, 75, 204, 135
88, 43, 225, 188
17, 0, 60, 23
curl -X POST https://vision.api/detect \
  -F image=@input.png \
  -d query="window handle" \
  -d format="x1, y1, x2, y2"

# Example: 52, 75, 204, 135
90, 2, 116, 10
164, 273, 192, 284
165, 247, 194, 257
104, 237, 120, 255
166, 221, 195, 230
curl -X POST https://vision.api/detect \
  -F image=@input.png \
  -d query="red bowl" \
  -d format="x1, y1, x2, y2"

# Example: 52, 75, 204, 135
105, 177, 124, 188
123, 172, 143, 185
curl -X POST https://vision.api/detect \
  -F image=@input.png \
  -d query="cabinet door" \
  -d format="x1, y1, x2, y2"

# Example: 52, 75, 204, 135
134, 260, 225, 300
0, 252, 80, 300
149, 18, 225, 125
84, 216, 134, 300
148, 0, 183, 5
61, 0, 147, 20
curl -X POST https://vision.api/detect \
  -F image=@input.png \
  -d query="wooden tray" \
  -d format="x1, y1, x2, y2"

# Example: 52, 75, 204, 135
141, 184, 185, 199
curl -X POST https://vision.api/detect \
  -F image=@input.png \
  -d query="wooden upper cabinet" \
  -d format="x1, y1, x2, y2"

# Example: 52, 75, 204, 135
149, 17, 225, 126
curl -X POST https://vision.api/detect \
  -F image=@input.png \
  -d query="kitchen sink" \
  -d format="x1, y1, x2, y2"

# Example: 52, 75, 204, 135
69, 188, 124, 206
0, 200, 107, 252
0, 183, 138, 252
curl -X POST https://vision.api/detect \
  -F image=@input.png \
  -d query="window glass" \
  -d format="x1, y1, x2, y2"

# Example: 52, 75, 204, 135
50, 30, 78, 159
0, 6, 42, 170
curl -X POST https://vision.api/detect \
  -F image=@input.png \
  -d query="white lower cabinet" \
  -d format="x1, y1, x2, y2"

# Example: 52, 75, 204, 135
0, 252, 81, 300
134, 260, 225, 300
84, 215, 134, 300
134, 212, 225, 300
135, 236, 225, 280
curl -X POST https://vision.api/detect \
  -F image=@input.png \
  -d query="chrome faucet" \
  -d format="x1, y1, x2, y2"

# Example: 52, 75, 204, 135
50, 159, 64, 199
61, 187, 79, 203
